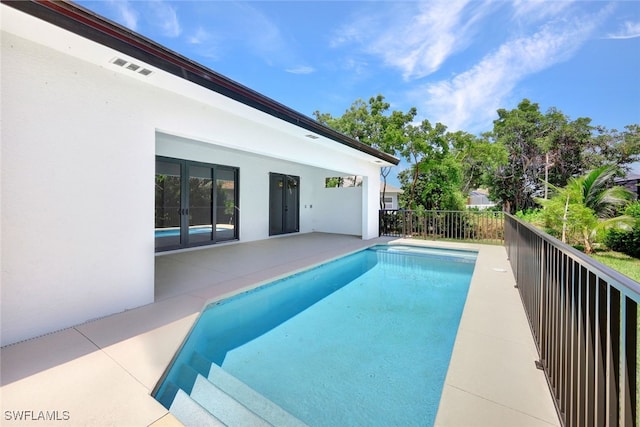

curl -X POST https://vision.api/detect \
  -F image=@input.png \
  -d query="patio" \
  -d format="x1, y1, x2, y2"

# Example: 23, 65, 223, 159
0, 233, 559, 426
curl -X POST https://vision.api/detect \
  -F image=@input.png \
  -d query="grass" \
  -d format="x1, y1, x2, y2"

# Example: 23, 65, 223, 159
590, 250, 640, 282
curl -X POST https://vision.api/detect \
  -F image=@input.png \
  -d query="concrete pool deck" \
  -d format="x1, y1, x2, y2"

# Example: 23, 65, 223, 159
0, 233, 560, 426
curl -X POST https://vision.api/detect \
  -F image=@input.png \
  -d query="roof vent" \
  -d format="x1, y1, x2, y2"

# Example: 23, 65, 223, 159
110, 57, 153, 77
112, 58, 127, 67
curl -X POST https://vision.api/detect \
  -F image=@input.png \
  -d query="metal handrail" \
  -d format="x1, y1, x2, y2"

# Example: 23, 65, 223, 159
505, 213, 638, 427
379, 209, 504, 243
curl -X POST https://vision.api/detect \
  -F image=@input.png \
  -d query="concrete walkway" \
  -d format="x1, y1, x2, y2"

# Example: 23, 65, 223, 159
0, 233, 560, 426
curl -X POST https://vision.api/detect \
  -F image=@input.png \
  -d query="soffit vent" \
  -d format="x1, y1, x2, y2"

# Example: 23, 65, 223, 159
110, 57, 153, 76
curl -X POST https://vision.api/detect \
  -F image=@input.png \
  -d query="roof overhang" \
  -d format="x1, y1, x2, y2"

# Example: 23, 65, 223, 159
2, 0, 399, 166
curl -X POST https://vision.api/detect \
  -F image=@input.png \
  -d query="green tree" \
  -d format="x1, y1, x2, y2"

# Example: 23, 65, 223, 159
590, 124, 640, 171
398, 121, 465, 210
399, 119, 449, 209
485, 99, 630, 213
488, 99, 547, 213
540, 110, 594, 192
314, 95, 416, 208
538, 166, 634, 253
450, 130, 506, 195
398, 154, 464, 210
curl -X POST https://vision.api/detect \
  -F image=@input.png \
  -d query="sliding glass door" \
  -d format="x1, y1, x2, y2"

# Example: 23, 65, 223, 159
155, 157, 238, 252
155, 159, 183, 249
269, 173, 299, 236
215, 167, 238, 242
187, 165, 214, 245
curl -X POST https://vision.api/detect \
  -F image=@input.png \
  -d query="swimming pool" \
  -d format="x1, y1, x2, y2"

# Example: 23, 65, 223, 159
155, 226, 225, 238
153, 244, 477, 426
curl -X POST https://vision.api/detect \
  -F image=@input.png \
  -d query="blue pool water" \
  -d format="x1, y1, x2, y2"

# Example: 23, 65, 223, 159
154, 245, 477, 426
155, 227, 221, 238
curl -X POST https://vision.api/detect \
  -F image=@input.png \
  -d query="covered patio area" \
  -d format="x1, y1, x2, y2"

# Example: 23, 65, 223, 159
0, 233, 559, 426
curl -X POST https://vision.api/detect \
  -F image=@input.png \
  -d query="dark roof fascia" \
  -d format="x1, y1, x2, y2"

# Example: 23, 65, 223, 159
616, 174, 640, 181
3, 0, 399, 165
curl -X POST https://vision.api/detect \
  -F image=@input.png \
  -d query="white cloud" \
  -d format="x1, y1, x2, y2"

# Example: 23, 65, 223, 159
285, 66, 315, 75
204, 2, 291, 66
187, 27, 209, 45
607, 21, 640, 39
186, 27, 223, 60
149, 0, 181, 38
108, 0, 138, 31
419, 11, 603, 133
342, 57, 370, 77
372, 0, 471, 80
331, 0, 494, 80
169, 1, 298, 66
329, 14, 374, 48
511, 0, 574, 22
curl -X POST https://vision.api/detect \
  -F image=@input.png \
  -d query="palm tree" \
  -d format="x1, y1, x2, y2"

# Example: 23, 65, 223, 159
579, 166, 632, 218
538, 166, 633, 253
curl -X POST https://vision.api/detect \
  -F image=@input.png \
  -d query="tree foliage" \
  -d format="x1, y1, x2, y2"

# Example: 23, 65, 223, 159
398, 120, 449, 208
590, 124, 640, 168
450, 131, 506, 195
314, 94, 638, 220
398, 154, 464, 210
488, 99, 546, 213
537, 166, 634, 253
604, 201, 640, 258
484, 99, 639, 213
314, 95, 415, 207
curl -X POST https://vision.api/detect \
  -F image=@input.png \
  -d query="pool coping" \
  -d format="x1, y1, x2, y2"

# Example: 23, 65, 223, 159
0, 233, 560, 426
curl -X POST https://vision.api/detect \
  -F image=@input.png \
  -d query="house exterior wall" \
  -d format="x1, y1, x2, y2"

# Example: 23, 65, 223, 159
1, 8, 386, 345
315, 187, 363, 235
382, 193, 400, 209
1, 30, 156, 346
363, 177, 381, 239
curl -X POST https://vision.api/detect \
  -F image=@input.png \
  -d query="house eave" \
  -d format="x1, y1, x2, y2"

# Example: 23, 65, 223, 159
2, 0, 399, 166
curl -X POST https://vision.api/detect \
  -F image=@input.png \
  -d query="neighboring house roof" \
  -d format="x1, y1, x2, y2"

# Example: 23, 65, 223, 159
616, 173, 640, 197
470, 188, 490, 196
4, 0, 399, 166
615, 173, 640, 182
467, 189, 495, 207
380, 182, 403, 194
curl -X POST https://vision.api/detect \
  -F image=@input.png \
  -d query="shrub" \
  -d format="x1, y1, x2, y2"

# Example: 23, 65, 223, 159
515, 209, 545, 226
603, 201, 640, 258
604, 229, 640, 258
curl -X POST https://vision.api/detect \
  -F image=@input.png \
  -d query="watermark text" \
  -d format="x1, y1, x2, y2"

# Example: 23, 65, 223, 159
4, 410, 70, 422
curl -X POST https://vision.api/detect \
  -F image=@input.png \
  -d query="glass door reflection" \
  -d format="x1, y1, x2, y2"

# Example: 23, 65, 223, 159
155, 157, 239, 252
216, 167, 238, 241
188, 165, 214, 244
155, 159, 182, 250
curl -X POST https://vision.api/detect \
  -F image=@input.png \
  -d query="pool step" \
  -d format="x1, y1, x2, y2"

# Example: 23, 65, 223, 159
204, 357, 308, 427
190, 373, 271, 426
190, 352, 307, 426
169, 388, 225, 427
168, 363, 272, 426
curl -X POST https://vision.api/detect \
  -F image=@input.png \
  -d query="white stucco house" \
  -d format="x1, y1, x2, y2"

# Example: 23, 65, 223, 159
381, 182, 403, 209
0, 1, 398, 346
466, 189, 496, 210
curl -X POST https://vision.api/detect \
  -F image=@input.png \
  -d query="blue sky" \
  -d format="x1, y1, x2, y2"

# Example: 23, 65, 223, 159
79, 0, 640, 173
